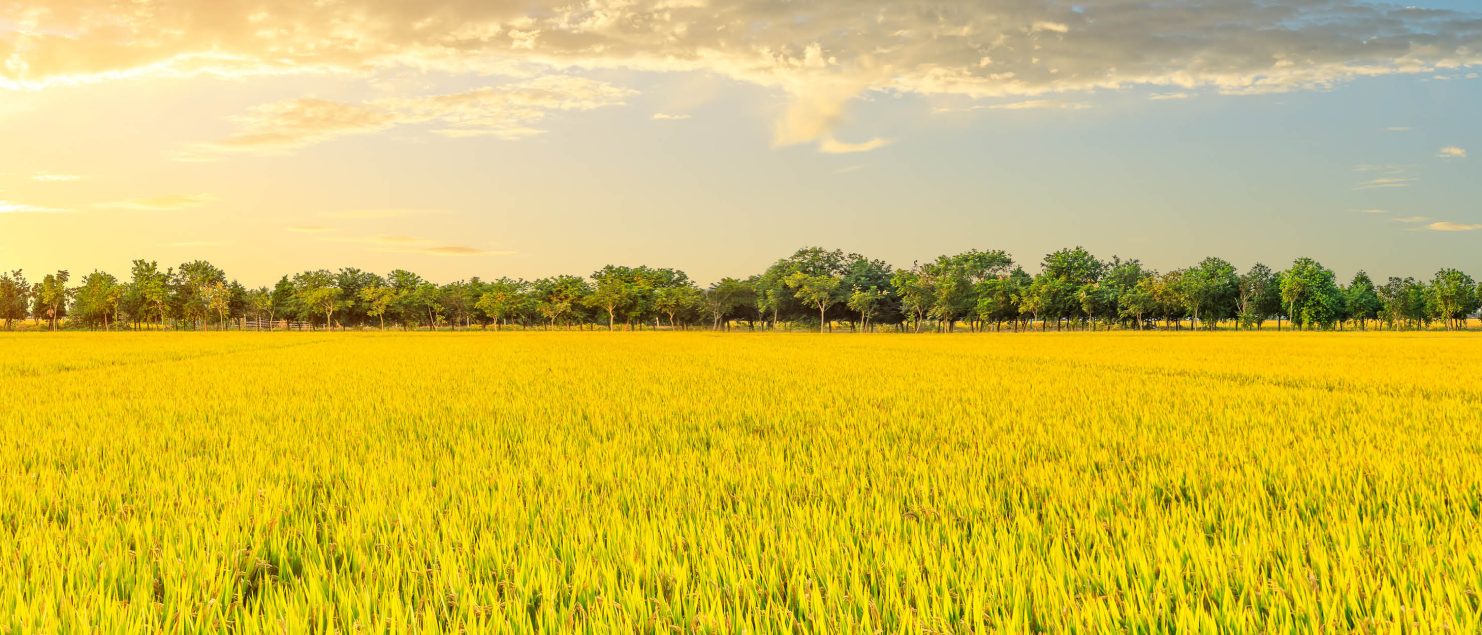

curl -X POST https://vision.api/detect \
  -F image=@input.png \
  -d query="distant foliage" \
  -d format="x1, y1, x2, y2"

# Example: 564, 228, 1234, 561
4, 247, 1480, 331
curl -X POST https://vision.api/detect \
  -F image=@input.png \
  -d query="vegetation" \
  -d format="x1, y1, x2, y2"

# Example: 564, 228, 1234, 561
2, 246, 1480, 331
4, 332, 1481, 632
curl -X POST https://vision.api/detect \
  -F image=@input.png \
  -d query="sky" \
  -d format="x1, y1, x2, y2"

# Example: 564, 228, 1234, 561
0, 0, 1479, 286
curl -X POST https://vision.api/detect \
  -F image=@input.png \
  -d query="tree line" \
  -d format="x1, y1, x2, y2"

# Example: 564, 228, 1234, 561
1, 247, 1478, 332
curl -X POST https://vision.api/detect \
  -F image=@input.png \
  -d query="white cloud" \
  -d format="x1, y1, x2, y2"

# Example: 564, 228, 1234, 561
321, 209, 452, 220
186, 99, 397, 157
329, 234, 515, 256
3, 1, 1479, 149
652, 113, 691, 121
935, 99, 1094, 113
1358, 177, 1415, 189
0, 200, 64, 213
1426, 221, 1482, 232
1392, 215, 1430, 223
817, 136, 891, 154
1354, 164, 1418, 189
989, 100, 1093, 111
97, 193, 214, 211
1438, 146, 1467, 159
31, 173, 80, 182
182, 76, 633, 157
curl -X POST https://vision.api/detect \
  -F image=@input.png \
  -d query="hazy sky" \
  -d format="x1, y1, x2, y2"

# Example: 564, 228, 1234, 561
1, 0, 1478, 285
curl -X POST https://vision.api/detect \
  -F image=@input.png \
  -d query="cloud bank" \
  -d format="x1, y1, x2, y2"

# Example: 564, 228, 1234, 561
96, 193, 214, 211
330, 234, 515, 257
178, 76, 634, 158
0, 199, 63, 214
1426, 221, 1482, 232
4, 1, 1479, 150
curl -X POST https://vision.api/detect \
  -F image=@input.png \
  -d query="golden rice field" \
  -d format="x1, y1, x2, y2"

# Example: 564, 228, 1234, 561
2, 332, 1480, 633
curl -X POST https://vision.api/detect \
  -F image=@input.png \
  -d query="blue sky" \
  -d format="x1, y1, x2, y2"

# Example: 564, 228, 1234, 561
0, 0, 1478, 284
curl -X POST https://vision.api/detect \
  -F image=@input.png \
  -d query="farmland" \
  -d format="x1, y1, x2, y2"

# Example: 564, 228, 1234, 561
2, 332, 1480, 632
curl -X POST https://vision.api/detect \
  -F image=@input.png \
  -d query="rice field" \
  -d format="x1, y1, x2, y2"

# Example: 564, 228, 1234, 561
2, 332, 1480, 633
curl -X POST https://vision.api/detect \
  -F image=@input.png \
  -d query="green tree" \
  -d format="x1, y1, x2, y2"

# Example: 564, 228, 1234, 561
1031, 247, 1103, 328
245, 287, 273, 322
128, 260, 172, 329
1279, 258, 1344, 330
921, 250, 1014, 331
847, 287, 884, 331
841, 255, 899, 328
1378, 277, 1427, 330
1078, 282, 1120, 330
705, 278, 755, 331
202, 280, 232, 329
1020, 274, 1077, 330
0, 270, 32, 330
785, 272, 841, 333
890, 268, 932, 333
1236, 264, 1279, 330
34, 270, 71, 330
292, 270, 342, 329
588, 266, 640, 330
1118, 276, 1159, 329
335, 268, 384, 328
654, 284, 704, 329
227, 281, 249, 324
1153, 270, 1188, 329
1041, 247, 1104, 286
173, 260, 225, 330
475, 278, 528, 330
625, 267, 693, 328
358, 285, 396, 329
1097, 258, 1149, 329
411, 282, 444, 330
1427, 268, 1477, 330
1176, 257, 1238, 329
532, 275, 590, 329
975, 267, 1030, 331
384, 270, 427, 328
756, 247, 854, 328
1101, 258, 1148, 291
439, 279, 481, 330
927, 250, 1013, 330
71, 271, 122, 330
1344, 271, 1382, 330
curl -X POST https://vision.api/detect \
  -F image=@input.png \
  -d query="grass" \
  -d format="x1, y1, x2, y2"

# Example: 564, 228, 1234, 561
2, 332, 1480, 632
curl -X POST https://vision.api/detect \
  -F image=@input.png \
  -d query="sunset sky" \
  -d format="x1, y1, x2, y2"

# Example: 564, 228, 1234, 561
1, 0, 1478, 285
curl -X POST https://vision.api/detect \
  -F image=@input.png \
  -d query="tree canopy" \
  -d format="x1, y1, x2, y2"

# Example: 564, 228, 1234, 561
4, 247, 1479, 333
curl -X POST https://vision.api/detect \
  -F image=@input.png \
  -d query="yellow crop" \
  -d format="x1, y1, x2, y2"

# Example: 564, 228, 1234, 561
2, 332, 1480, 633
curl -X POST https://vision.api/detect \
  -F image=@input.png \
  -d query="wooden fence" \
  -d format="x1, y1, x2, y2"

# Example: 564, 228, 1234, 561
242, 319, 317, 331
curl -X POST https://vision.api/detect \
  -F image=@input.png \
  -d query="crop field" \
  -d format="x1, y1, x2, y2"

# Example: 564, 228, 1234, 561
2, 332, 1480, 633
